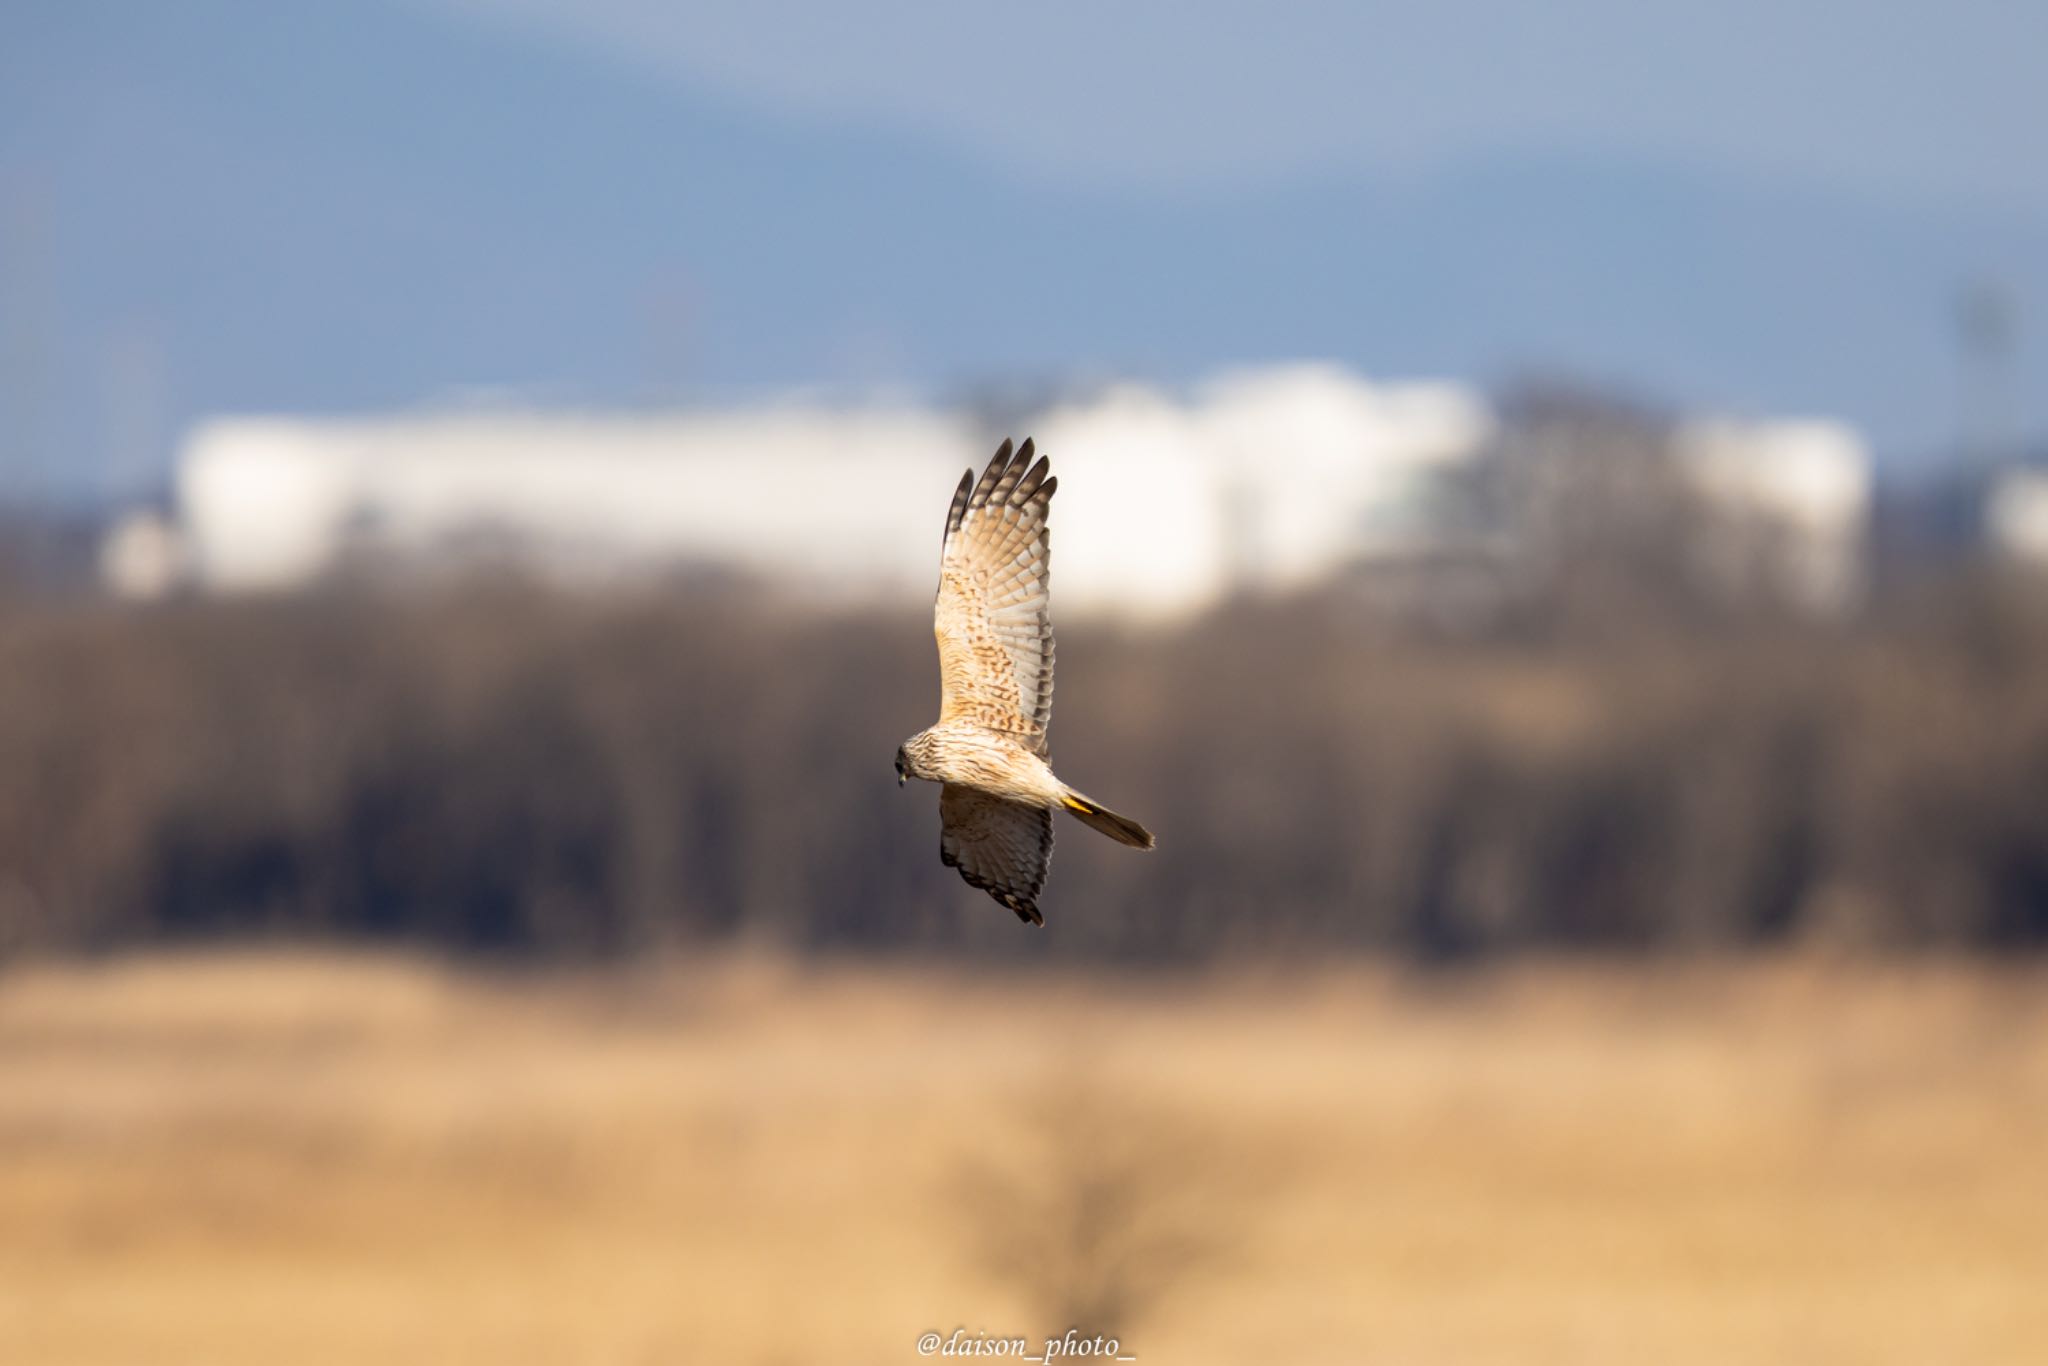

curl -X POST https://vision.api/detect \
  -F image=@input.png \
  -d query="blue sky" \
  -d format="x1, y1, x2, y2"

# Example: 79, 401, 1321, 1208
439, 0, 2048, 215
3, 0, 2043, 500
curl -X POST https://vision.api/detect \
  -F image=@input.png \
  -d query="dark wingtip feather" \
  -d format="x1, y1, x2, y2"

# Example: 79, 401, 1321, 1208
1013, 456, 1052, 504
969, 439, 1014, 510
941, 845, 1047, 927
987, 445, 1028, 507
944, 468, 975, 541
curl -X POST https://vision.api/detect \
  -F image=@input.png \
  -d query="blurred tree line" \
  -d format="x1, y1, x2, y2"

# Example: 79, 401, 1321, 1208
2, 558, 2047, 962
0, 384, 2043, 961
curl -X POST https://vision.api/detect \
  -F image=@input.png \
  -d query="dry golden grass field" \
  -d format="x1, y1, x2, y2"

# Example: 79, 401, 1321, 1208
1, 952, 2045, 1366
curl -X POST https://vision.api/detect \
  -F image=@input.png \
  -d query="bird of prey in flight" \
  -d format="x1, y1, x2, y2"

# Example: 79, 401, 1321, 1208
895, 439, 1155, 926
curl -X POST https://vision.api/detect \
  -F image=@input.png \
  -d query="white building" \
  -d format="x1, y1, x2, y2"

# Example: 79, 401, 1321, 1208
175, 405, 974, 602
1674, 418, 1873, 612
1985, 467, 2048, 566
139, 365, 1870, 617
161, 365, 1494, 618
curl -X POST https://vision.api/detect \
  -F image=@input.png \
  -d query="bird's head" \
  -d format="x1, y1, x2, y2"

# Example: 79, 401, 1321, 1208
896, 733, 938, 786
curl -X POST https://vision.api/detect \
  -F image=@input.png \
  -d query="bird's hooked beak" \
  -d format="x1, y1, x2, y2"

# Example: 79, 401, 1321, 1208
898, 769, 907, 787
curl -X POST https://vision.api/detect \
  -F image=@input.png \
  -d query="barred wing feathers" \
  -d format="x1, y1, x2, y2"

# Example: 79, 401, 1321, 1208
934, 439, 1057, 754
939, 784, 1054, 926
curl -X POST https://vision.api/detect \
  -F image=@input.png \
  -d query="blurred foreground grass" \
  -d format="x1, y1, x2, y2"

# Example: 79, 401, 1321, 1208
1, 952, 2045, 1365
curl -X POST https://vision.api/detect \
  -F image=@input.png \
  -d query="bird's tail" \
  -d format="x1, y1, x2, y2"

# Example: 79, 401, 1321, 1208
1059, 790, 1156, 849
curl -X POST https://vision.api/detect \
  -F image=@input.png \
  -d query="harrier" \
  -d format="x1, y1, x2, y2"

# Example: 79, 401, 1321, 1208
895, 438, 1155, 926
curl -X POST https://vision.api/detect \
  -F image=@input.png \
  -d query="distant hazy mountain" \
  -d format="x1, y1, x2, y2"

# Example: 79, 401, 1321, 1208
3, 0, 2042, 499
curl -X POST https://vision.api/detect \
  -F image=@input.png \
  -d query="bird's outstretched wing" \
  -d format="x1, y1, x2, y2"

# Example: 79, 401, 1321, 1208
935, 438, 1056, 754
939, 784, 1054, 925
